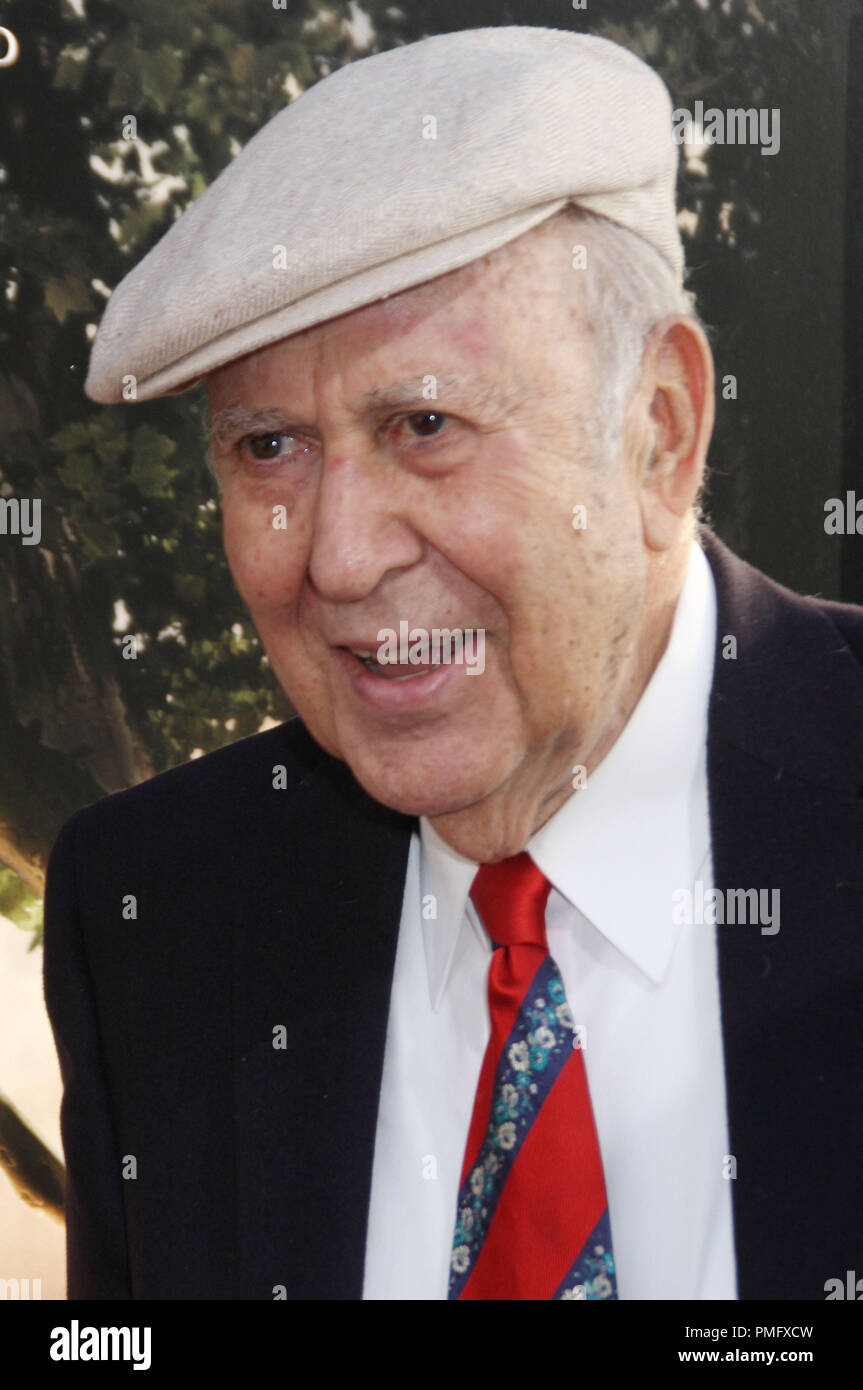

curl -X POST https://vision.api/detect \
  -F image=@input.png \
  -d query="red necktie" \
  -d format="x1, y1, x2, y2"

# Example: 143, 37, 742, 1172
448, 852, 617, 1300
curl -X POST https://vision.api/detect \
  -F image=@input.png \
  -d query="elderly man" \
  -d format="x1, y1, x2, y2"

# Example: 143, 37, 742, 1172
44, 27, 863, 1301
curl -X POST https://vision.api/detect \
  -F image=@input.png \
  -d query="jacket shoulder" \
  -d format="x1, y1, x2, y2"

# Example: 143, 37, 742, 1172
699, 525, 863, 789
52, 717, 330, 853
814, 593, 863, 660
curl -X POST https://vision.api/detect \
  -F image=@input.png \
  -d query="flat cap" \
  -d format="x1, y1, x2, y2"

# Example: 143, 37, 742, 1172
86, 25, 683, 404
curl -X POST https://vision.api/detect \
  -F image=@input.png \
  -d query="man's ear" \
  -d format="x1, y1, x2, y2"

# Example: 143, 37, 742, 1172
633, 316, 715, 552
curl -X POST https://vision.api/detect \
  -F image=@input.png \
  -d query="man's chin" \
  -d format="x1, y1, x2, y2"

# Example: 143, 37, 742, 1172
340, 748, 500, 821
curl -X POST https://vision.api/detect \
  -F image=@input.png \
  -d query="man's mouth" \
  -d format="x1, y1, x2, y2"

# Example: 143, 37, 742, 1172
342, 647, 440, 681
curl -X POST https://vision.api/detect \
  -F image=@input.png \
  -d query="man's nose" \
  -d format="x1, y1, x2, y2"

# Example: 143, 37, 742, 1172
307, 448, 424, 602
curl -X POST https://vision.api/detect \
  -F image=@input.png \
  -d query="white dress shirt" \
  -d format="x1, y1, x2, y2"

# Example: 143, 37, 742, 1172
362, 539, 737, 1300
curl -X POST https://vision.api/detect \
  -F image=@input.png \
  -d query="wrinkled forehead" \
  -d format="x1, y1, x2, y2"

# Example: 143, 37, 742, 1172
204, 215, 593, 413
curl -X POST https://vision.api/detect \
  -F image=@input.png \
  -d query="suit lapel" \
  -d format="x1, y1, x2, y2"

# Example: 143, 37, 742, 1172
231, 722, 416, 1298
702, 527, 863, 1297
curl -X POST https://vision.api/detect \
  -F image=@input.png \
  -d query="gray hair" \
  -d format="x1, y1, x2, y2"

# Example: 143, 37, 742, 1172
555, 204, 700, 454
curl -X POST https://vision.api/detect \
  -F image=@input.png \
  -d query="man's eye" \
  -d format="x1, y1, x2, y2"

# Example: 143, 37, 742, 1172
244, 432, 306, 461
401, 412, 448, 439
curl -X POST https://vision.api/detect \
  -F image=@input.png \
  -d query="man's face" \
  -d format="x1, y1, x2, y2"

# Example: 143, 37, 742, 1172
207, 219, 653, 843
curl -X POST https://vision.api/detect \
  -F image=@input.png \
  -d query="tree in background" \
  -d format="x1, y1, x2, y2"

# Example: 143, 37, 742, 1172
0, 0, 410, 911
0, 0, 839, 1206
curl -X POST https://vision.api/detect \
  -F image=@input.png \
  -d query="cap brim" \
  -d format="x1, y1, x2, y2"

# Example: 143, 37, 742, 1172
95, 198, 570, 403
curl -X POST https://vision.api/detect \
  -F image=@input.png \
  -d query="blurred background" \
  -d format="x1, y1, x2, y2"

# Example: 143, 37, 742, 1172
0, 0, 860, 1297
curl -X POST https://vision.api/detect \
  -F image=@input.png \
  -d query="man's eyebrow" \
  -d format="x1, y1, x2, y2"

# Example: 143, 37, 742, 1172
358, 373, 504, 414
207, 373, 510, 451
207, 404, 290, 453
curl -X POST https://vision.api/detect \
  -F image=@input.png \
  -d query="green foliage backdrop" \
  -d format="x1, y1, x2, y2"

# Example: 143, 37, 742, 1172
0, 0, 849, 914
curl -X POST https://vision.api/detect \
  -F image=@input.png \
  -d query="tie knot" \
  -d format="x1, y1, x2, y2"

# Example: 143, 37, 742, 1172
469, 852, 551, 951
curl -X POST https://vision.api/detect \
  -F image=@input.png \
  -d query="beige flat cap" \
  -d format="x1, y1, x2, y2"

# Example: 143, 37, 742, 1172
85, 25, 683, 404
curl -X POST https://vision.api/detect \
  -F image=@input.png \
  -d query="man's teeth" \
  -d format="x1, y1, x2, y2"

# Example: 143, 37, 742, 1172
348, 647, 437, 680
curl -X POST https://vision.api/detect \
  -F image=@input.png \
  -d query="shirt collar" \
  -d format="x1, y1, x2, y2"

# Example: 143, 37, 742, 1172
419, 538, 718, 1007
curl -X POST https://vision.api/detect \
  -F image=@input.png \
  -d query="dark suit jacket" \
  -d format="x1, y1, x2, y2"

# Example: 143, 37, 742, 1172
42, 528, 863, 1300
